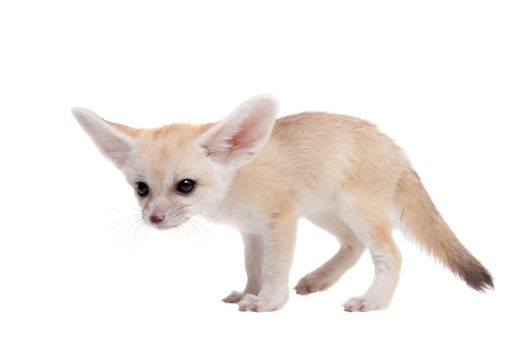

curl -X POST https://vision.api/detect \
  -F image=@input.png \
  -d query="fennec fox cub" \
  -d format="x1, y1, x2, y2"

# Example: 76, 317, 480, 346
72, 95, 493, 312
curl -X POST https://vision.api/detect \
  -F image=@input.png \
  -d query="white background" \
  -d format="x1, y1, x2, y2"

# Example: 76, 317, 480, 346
1, 1, 524, 349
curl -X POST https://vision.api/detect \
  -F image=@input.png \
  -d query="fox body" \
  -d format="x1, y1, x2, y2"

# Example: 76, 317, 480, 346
73, 95, 493, 312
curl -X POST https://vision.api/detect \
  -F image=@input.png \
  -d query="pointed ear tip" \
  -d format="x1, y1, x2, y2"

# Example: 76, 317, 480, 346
254, 93, 278, 104
71, 107, 88, 119
252, 94, 279, 115
71, 108, 102, 124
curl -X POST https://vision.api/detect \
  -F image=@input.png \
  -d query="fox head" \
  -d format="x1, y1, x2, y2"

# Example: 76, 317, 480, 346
72, 95, 278, 229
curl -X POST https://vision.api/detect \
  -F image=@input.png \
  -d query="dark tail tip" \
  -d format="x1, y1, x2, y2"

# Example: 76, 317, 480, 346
459, 263, 494, 292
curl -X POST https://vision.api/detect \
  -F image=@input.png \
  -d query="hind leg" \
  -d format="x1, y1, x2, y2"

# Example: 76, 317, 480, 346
295, 212, 365, 295
338, 204, 402, 312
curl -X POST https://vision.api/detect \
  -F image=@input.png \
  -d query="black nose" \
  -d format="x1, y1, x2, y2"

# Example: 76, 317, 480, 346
149, 214, 165, 224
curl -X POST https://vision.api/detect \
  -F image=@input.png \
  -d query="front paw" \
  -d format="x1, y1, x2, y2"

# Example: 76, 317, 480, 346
222, 290, 245, 303
238, 293, 288, 312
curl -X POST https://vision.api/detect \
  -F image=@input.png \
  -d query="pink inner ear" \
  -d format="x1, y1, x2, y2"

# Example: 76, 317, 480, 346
230, 134, 254, 158
230, 118, 264, 150
230, 126, 249, 148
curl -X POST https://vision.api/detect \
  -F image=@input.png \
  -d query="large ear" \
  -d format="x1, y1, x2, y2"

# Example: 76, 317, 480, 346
71, 108, 136, 169
199, 95, 278, 166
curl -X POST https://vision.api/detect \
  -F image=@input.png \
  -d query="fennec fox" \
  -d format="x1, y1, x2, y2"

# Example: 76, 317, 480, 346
72, 95, 493, 312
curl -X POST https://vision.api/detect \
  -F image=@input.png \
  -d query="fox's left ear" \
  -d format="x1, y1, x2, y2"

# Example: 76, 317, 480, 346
199, 95, 279, 167
71, 108, 137, 169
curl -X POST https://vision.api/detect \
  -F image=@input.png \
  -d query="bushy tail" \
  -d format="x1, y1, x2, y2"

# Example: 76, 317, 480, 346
394, 169, 493, 291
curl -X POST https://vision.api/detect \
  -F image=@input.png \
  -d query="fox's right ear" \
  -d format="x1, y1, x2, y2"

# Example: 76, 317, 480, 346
71, 108, 136, 169
199, 95, 278, 167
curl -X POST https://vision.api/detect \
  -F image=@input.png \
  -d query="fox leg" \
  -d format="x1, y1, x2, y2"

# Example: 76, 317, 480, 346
295, 212, 365, 295
238, 210, 298, 312
222, 234, 263, 303
340, 209, 402, 312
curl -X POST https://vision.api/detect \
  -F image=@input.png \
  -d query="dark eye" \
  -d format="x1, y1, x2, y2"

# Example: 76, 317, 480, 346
136, 181, 149, 197
176, 179, 196, 194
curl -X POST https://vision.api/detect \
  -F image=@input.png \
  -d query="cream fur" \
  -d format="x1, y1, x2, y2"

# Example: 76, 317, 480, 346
73, 95, 493, 312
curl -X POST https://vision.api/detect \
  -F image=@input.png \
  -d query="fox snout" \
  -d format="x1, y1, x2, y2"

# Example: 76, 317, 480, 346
149, 213, 166, 225
143, 202, 188, 229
